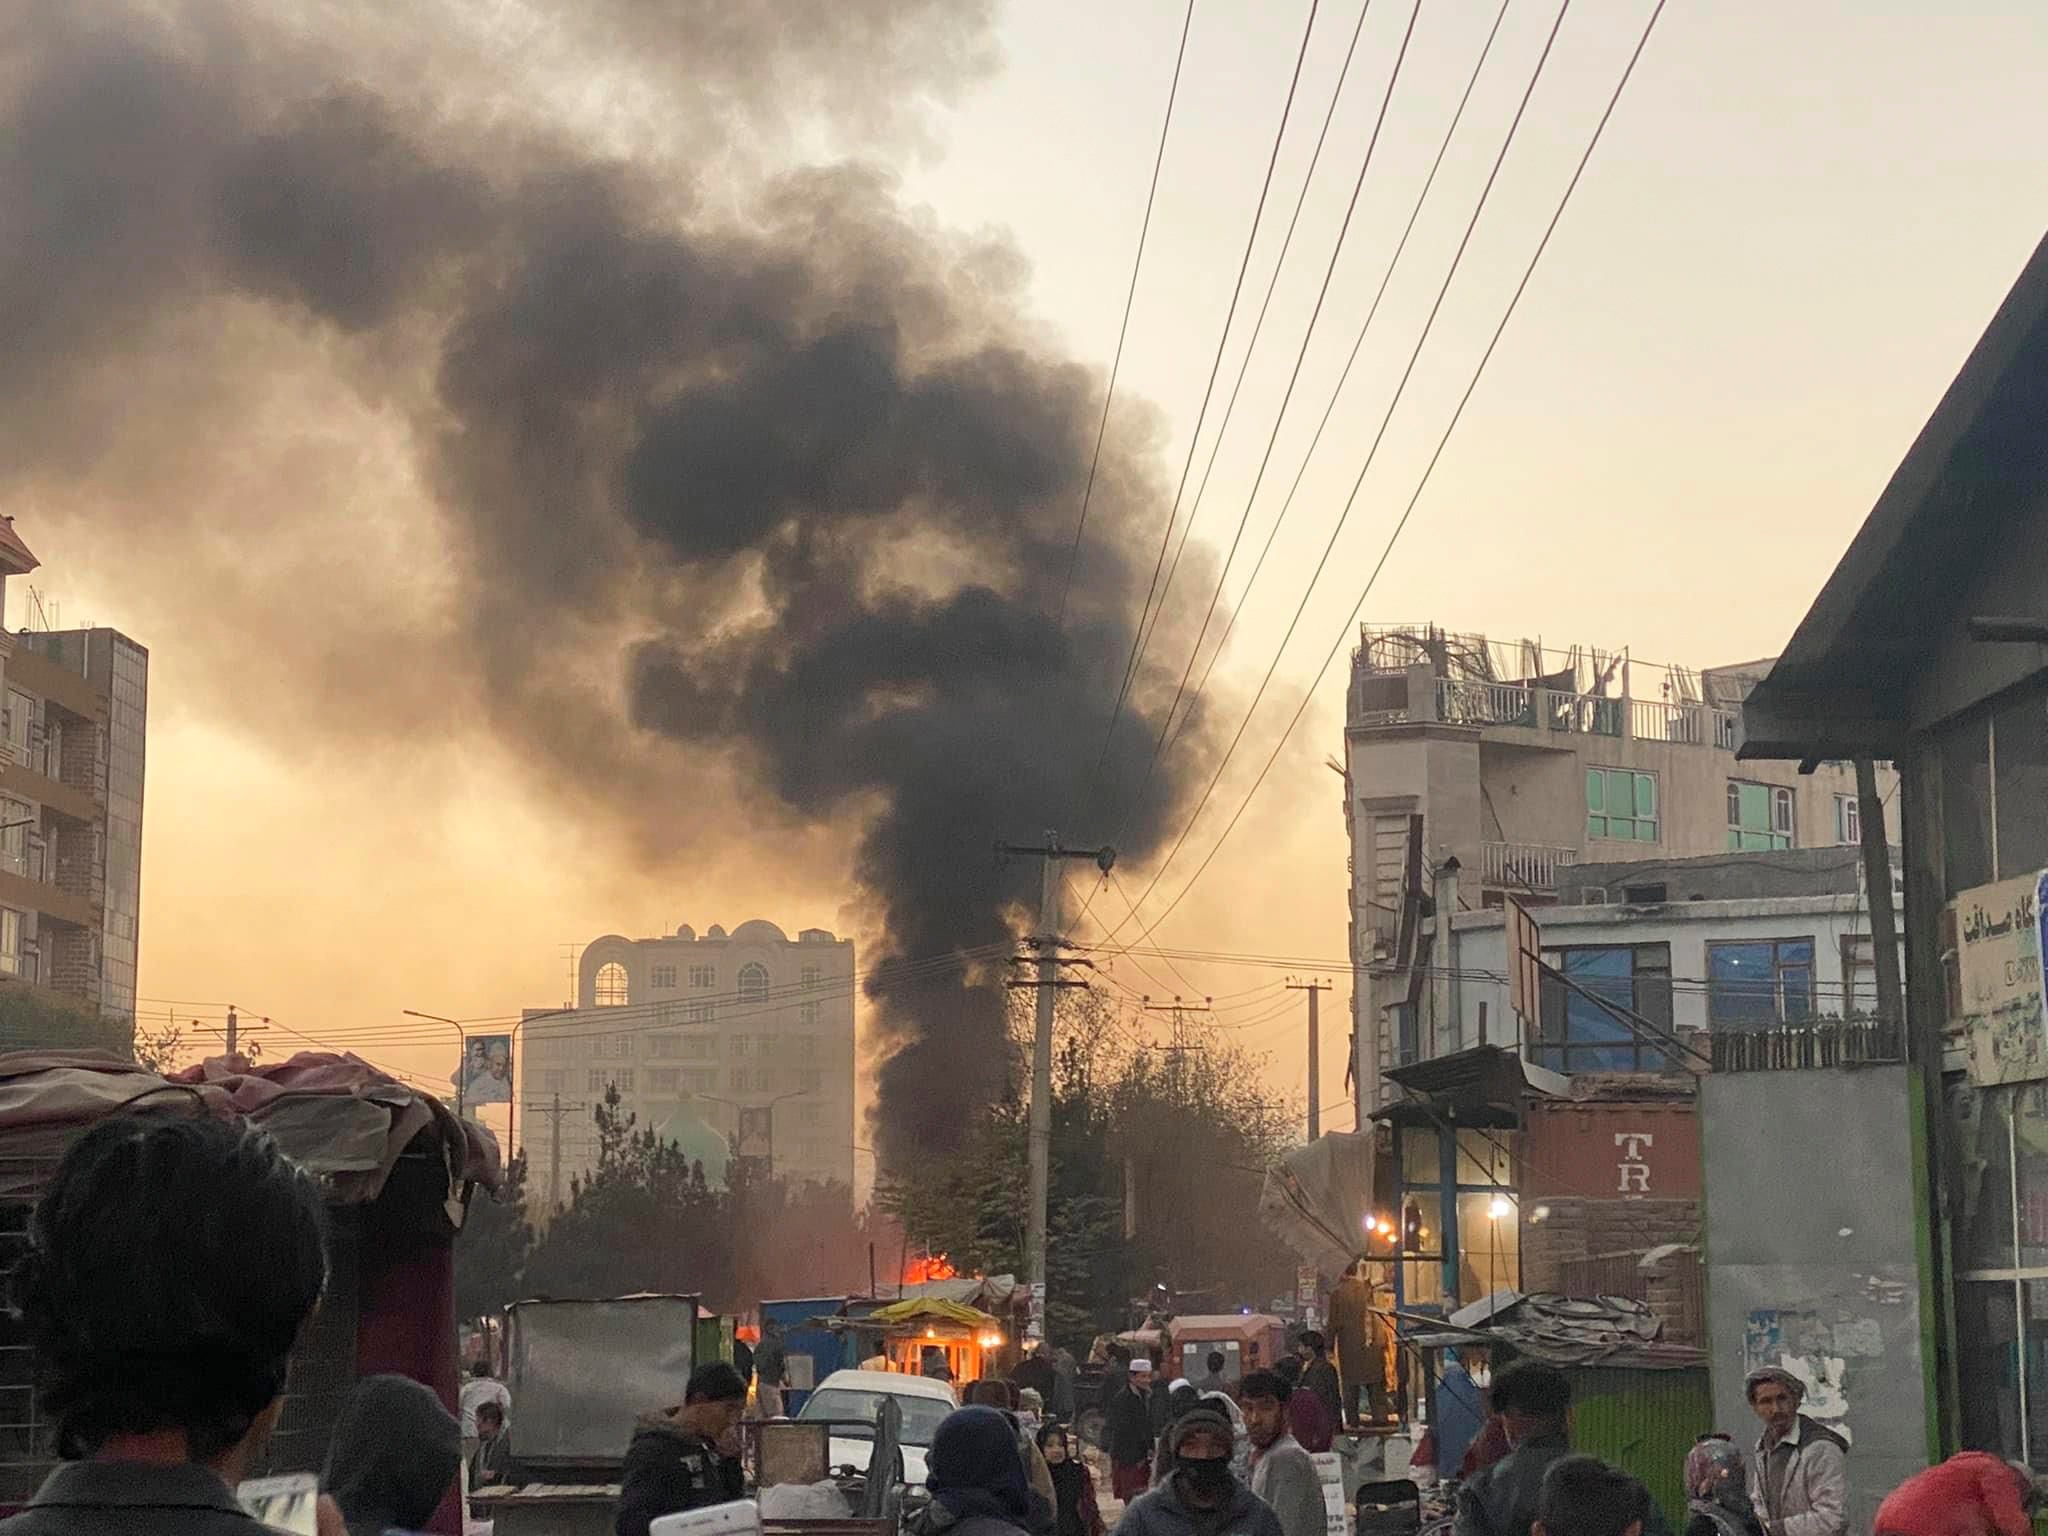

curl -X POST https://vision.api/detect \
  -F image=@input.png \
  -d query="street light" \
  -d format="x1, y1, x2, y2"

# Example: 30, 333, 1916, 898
691, 1088, 808, 1175
404, 1009, 466, 1116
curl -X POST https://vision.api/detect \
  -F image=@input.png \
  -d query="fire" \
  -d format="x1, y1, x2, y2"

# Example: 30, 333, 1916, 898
903, 1253, 958, 1284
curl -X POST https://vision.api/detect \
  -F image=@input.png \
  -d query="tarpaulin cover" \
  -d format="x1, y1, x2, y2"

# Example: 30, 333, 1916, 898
0, 1048, 500, 1206
505, 1295, 700, 1469
866, 1297, 996, 1328
1259, 1130, 1376, 1270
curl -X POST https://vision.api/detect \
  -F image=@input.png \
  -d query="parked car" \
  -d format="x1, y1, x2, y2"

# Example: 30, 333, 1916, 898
797, 1369, 957, 1486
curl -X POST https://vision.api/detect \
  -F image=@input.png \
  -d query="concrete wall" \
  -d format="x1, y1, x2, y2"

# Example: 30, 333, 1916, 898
1701, 1065, 1932, 1534
1569, 847, 1866, 903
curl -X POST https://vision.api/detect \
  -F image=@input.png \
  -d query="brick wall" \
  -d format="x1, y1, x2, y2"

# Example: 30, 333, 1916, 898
55, 721, 104, 805
1523, 1195, 1703, 1341
41, 926, 99, 1005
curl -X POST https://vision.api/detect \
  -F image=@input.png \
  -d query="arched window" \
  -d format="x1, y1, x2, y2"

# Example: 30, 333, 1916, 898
737, 963, 770, 1003
595, 961, 629, 1007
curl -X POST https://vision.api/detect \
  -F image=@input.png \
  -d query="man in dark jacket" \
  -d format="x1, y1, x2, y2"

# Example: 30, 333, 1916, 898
1111, 1407, 1284, 1536
1454, 1363, 1574, 1536
616, 1362, 748, 1536
1296, 1333, 1342, 1432
1013, 1347, 1058, 1403
1106, 1360, 1157, 1505
1534, 1456, 1653, 1536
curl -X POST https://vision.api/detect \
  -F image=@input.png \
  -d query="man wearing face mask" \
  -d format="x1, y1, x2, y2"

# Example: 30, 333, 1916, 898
1111, 1407, 1284, 1536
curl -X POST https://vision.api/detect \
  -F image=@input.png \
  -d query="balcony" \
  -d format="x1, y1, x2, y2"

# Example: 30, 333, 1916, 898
1383, 677, 1742, 753
1481, 840, 1578, 893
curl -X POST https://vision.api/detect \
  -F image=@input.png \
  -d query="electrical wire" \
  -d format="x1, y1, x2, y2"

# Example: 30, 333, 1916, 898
1163, 0, 1518, 761
1088, 0, 1323, 809
1107, 0, 1425, 840
1055, 0, 1197, 628
1108, 0, 1671, 950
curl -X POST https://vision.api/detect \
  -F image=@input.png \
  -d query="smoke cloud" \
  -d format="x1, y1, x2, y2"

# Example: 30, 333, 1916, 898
0, 0, 1228, 1171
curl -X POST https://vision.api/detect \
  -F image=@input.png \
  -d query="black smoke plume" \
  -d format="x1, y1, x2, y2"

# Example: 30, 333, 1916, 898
0, 0, 1226, 1172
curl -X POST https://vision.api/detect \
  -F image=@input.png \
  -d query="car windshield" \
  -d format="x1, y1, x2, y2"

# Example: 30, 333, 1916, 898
798, 1387, 953, 1446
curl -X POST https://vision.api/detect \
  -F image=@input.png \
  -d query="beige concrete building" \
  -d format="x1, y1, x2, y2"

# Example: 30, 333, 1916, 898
1343, 626, 1896, 1106
0, 519, 147, 1033
522, 919, 855, 1206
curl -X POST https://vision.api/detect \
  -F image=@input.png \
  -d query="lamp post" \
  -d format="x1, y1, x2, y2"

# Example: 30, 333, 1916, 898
692, 1088, 807, 1177
404, 1009, 467, 1117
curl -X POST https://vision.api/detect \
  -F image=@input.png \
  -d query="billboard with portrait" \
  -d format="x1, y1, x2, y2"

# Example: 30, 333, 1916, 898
456, 1034, 515, 1106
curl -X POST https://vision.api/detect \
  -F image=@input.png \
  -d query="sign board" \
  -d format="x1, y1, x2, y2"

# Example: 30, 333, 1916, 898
1311, 1452, 1347, 1536
1959, 872, 2048, 1085
736, 1106, 774, 1162
1296, 1264, 1320, 1310
1506, 899, 1543, 1039
1027, 1281, 1047, 1341
455, 1034, 514, 1106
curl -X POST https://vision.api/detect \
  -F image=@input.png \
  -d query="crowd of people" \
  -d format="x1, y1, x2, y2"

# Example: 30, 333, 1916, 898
3, 1109, 2044, 1536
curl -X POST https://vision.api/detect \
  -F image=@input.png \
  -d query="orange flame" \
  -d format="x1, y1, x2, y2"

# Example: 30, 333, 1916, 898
903, 1253, 958, 1284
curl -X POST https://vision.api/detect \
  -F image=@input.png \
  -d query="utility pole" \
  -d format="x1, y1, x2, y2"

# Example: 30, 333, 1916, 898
997, 833, 1114, 1343
225, 1005, 237, 1057
522, 1092, 589, 1212
1140, 996, 1214, 1101
1286, 978, 1332, 1139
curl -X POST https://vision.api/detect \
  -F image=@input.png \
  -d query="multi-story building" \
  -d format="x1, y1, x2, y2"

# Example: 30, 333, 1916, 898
1342, 625, 1896, 1104
0, 519, 148, 1029
522, 919, 856, 1205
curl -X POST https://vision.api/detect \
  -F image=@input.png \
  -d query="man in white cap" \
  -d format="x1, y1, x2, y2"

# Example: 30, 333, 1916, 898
1744, 1367, 1845, 1536
1107, 1358, 1157, 1506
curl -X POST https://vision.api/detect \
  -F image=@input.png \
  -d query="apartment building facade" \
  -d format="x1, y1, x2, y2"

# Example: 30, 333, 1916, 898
0, 520, 147, 1029
1343, 626, 1896, 1103
523, 919, 856, 1204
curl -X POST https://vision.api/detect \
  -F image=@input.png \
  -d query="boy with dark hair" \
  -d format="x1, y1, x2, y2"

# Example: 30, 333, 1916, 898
616, 1361, 749, 1536
1534, 1456, 1650, 1536
1454, 1363, 1574, 1536
0, 1111, 329, 1535
1240, 1371, 1323, 1536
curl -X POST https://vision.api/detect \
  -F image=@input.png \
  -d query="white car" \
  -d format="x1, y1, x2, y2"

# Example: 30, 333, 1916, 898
795, 1369, 958, 1486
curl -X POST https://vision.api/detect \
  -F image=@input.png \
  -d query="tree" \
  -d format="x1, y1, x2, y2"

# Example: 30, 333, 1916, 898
132, 1018, 188, 1075
456, 1151, 535, 1323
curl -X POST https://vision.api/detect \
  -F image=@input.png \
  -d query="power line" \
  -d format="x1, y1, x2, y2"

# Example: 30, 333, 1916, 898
1054, 0, 1197, 627
1109, 0, 1670, 949
1108, 0, 1424, 840
1163, 0, 1519, 761
1087, 0, 1324, 813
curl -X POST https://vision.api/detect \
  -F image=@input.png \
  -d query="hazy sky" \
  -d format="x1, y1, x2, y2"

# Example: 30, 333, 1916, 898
30, 0, 2048, 1170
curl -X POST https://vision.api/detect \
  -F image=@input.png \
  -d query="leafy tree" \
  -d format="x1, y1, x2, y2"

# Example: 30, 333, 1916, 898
456, 1151, 535, 1322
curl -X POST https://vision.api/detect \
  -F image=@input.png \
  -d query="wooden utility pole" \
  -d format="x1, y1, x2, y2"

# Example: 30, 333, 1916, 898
1286, 978, 1333, 1139
1855, 758, 1904, 1027
996, 834, 1114, 1343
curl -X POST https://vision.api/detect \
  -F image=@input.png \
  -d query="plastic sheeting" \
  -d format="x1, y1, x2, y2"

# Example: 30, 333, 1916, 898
1258, 1130, 1376, 1270
506, 1295, 700, 1469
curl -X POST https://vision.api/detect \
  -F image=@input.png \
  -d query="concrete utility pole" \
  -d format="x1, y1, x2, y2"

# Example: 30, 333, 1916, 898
523, 1092, 589, 1211
996, 833, 1114, 1341
1286, 979, 1332, 1139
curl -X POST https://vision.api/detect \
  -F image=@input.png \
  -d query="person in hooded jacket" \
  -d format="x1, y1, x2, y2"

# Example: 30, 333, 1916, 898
1111, 1407, 1284, 1536
322, 1375, 463, 1536
911, 1406, 1053, 1536
1039, 1423, 1106, 1536
1872, 1452, 2040, 1536
616, 1362, 748, 1536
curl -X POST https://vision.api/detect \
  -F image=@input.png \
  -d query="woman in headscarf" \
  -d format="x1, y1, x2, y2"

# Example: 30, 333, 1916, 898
912, 1406, 1052, 1536
1038, 1423, 1105, 1536
321, 1374, 462, 1536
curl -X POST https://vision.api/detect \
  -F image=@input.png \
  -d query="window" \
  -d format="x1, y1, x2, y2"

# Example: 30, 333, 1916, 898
798, 1035, 818, 1059
802, 965, 822, 990
799, 1001, 820, 1026
685, 1001, 715, 1025
1995, 687, 2048, 880
685, 1069, 716, 1093
3, 690, 33, 767
1835, 794, 1861, 847
799, 1069, 823, 1092
731, 1036, 751, 1058
737, 963, 770, 1003
1578, 887, 1609, 905
0, 908, 21, 977
1586, 768, 1658, 842
755, 1069, 776, 1092
1727, 781, 1794, 850
650, 1034, 680, 1059
594, 961, 630, 1007
690, 964, 716, 989
729, 1067, 747, 1090
1620, 883, 1667, 905
596, 1033, 631, 1060
587, 1069, 608, 1092
1707, 939, 1816, 1027
613, 1069, 635, 1092
1535, 944, 1677, 1073
650, 964, 678, 990
0, 799, 31, 879
1842, 935, 1878, 1017
650, 1068, 681, 1092
541, 1070, 567, 1091
682, 1035, 714, 1059
755, 1034, 776, 1058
